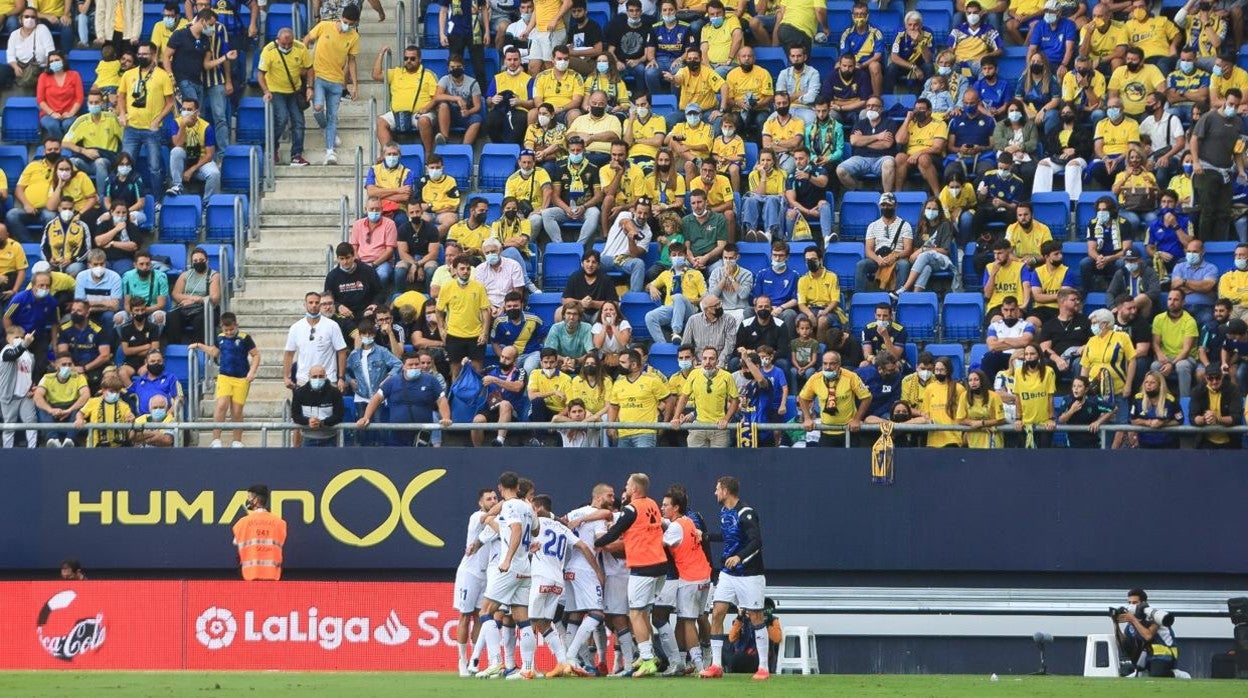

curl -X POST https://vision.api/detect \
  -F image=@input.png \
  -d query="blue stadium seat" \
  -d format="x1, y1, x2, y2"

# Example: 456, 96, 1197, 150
467, 192, 504, 221
881, 93, 915, 121
894, 191, 927, 227
1031, 191, 1070, 239
902, 342, 918, 369
541, 242, 583, 291
0, 145, 27, 192
478, 143, 521, 191
588, 2, 612, 32
138, 195, 156, 231
1062, 241, 1089, 290
435, 144, 474, 185
400, 144, 425, 174
149, 243, 188, 274
158, 195, 203, 242
68, 50, 98, 90
824, 242, 864, 292
744, 142, 759, 172
423, 13, 441, 48
941, 292, 985, 342
1204, 241, 1238, 275
755, 46, 786, 78
1085, 291, 1107, 310
234, 98, 266, 145
998, 56, 1027, 87
925, 343, 965, 380
422, 49, 450, 80
141, 3, 164, 39
527, 292, 564, 328
651, 94, 678, 118
849, 292, 890, 334
648, 342, 680, 377
620, 291, 658, 341
204, 194, 247, 243
838, 191, 880, 241
1075, 191, 1110, 232
923, 10, 952, 45
162, 344, 195, 388
266, 3, 296, 41
961, 241, 981, 291
968, 343, 988, 371
2, 97, 41, 144
220, 145, 258, 194
736, 242, 771, 275
21, 243, 42, 266
896, 292, 938, 341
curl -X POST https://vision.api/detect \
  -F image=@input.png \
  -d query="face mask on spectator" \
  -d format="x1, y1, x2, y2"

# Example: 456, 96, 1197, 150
384, 154, 399, 168
193, 261, 208, 273
104, 391, 120, 404
1186, 251, 1201, 265
117, 165, 132, 177
1223, 104, 1238, 118
966, 13, 980, 25
71, 312, 86, 324
147, 361, 164, 376
918, 369, 932, 381
770, 259, 785, 271
924, 208, 939, 221
822, 368, 838, 380
671, 256, 687, 271
862, 109, 880, 121
151, 407, 168, 421
937, 65, 952, 76
367, 211, 381, 223
1096, 210, 1110, 224
569, 151, 584, 164
310, 377, 326, 389
1125, 261, 1139, 273
677, 358, 692, 371
405, 368, 422, 380
506, 308, 523, 321
542, 367, 557, 377
57, 366, 72, 380
361, 335, 375, 346
163, 16, 176, 28
485, 252, 501, 265
1106, 107, 1122, 120
35, 288, 50, 299
1237, 258, 1248, 270
59, 209, 74, 222
555, 59, 570, 71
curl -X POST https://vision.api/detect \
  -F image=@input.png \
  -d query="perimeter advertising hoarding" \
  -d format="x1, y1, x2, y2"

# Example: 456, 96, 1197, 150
2, 448, 1246, 573
0, 581, 461, 670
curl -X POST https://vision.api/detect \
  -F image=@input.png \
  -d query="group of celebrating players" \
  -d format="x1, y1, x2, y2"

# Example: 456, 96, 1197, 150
452, 470, 770, 680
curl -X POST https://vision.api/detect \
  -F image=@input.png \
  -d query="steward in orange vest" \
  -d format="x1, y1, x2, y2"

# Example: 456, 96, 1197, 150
231, 484, 288, 581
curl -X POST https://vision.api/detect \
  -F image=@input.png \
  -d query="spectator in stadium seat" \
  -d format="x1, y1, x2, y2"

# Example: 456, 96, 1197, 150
1219, 243, 1248, 321
899, 350, 934, 410
860, 303, 906, 368
1198, 299, 1233, 372
783, 148, 833, 243
741, 149, 785, 241
982, 296, 1036, 379
855, 192, 914, 293
1081, 196, 1132, 296
165, 97, 221, 200
492, 291, 547, 372
433, 53, 484, 146
165, 247, 221, 345
951, 3, 1003, 77
1128, 369, 1184, 449
56, 298, 111, 390
1005, 343, 1057, 448
751, 240, 800, 326
939, 171, 978, 252
799, 349, 871, 447
89, 203, 141, 272
31, 259, 75, 312
943, 88, 997, 183
370, 305, 407, 355
707, 243, 753, 321
33, 351, 88, 448
128, 347, 183, 414
524, 102, 568, 181
818, 54, 870, 129
527, 345, 571, 432
325, 242, 385, 321
1079, 3, 1126, 76
835, 95, 897, 193
598, 196, 653, 293
36, 50, 83, 141
1107, 248, 1161, 318
74, 250, 122, 327
405, 297, 448, 372
798, 245, 842, 336
365, 144, 415, 231
348, 197, 398, 287
1124, 0, 1181, 75
1033, 102, 1092, 202
896, 197, 958, 295
1026, 1, 1077, 74
484, 46, 534, 146
588, 300, 630, 366
895, 98, 948, 197
117, 42, 175, 189
971, 56, 1011, 119
1152, 289, 1201, 397
962, 368, 1007, 448
562, 250, 618, 323
737, 292, 789, 358
130, 393, 175, 447
257, 28, 312, 167
6, 138, 67, 242
857, 352, 903, 423
1016, 53, 1062, 135
101, 153, 147, 228
545, 302, 594, 370
1110, 149, 1160, 233
4, 271, 60, 378
683, 295, 738, 369
0, 225, 26, 303
1005, 202, 1052, 269
394, 200, 441, 294
645, 241, 704, 344
470, 344, 524, 446
417, 154, 463, 237
887, 11, 935, 94
427, 239, 461, 299
1189, 364, 1244, 448
771, 45, 818, 126
1039, 288, 1089, 384
474, 238, 527, 309
1055, 374, 1113, 448
293, 364, 345, 447
1088, 95, 1140, 190
537, 137, 601, 245
74, 371, 135, 448
1164, 47, 1207, 127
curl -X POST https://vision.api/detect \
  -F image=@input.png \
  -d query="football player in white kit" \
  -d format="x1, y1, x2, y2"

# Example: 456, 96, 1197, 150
528, 494, 604, 678
474, 472, 539, 679
454, 488, 498, 676
565, 483, 636, 676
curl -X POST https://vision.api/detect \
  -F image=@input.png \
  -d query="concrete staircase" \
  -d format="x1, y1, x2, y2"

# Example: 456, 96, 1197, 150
204, 17, 401, 444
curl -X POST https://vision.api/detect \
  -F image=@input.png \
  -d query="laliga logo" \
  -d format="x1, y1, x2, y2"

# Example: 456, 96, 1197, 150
36, 590, 106, 661
320, 468, 447, 547
194, 607, 413, 651
196, 607, 237, 650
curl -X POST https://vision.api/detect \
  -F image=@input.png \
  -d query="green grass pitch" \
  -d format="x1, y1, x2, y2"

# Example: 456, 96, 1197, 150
0, 672, 1244, 696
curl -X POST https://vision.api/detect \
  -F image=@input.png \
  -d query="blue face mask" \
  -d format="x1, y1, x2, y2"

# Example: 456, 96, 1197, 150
1106, 107, 1122, 121
1186, 251, 1201, 266
384, 154, 400, 168
1182, 163, 1193, 175
485, 252, 501, 265
309, 378, 326, 390
677, 358, 693, 371
151, 408, 168, 421
367, 211, 381, 223
1096, 210, 1110, 224
569, 152, 584, 164
88, 104, 102, 116
822, 369, 839, 380
709, 16, 724, 28
306, 310, 321, 319
771, 260, 785, 271
405, 368, 421, 380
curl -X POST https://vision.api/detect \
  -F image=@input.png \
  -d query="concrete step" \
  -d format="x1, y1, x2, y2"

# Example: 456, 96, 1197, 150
264, 178, 358, 201
247, 261, 331, 278
232, 294, 322, 315
247, 246, 336, 265
273, 163, 359, 179
261, 197, 347, 215
258, 214, 343, 231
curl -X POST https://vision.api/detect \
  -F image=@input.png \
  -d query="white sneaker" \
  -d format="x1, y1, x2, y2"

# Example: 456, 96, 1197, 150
45, 438, 62, 448
231, 440, 244, 448
475, 663, 504, 678
334, 135, 341, 147
210, 439, 223, 448
324, 149, 338, 165
660, 662, 685, 677
60, 438, 75, 447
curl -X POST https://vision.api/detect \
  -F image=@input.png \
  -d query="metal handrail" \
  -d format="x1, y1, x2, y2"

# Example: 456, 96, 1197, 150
186, 347, 199, 436
232, 196, 246, 292
325, 243, 335, 273
410, 0, 421, 52
263, 98, 276, 192
353, 144, 365, 218
292, 1, 304, 38
248, 145, 261, 237
367, 97, 379, 165
396, 0, 407, 57
381, 51, 393, 114
339, 194, 351, 243
281, 399, 292, 447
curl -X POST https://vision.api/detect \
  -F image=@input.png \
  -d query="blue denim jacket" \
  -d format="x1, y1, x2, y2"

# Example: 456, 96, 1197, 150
345, 344, 402, 398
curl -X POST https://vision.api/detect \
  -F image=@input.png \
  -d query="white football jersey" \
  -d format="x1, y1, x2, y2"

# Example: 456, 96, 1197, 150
497, 498, 535, 574
566, 505, 624, 576
531, 518, 577, 581
458, 511, 490, 575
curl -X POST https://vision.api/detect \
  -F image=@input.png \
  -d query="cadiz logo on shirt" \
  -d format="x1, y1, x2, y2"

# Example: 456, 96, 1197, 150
65, 468, 447, 548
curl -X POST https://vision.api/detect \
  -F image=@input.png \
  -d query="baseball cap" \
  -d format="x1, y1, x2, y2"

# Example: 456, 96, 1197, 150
32, 261, 51, 274
1123, 248, 1142, 260
519, 148, 536, 159
685, 103, 703, 114
878, 192, 896, 206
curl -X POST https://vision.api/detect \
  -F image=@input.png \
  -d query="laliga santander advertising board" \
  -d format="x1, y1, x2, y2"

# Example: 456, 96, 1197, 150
0, 581, 461, 670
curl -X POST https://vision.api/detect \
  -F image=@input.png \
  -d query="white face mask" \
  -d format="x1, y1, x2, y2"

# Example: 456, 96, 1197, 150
636, 106, 649, 119
538, 114, 552, 127
59, 210, 74, 222
555, 59, 570, 72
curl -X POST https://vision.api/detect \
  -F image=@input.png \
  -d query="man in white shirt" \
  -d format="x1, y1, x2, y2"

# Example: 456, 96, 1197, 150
1138, 93, 1186, 187
473, 238, 527, 309
599, 197, 653, 292
854, 192, 914, 291
282, 291, 348, 390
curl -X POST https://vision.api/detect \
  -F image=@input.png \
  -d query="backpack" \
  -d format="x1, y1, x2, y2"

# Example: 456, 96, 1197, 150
449, 365, 485, 423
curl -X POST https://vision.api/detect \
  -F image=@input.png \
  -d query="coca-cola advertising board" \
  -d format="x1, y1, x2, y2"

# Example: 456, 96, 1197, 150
0, 581, 460, 670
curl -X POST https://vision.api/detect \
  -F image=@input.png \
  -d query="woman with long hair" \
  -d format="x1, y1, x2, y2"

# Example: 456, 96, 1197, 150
961, 369, 1005, 448
584, 52, 630, 120
916, 356, 966, 447
1128, 370, 1184, 449
567, 351, 613, 422
991, 98, 1039, 183
1016, 53, 1060, 134
591, 300, 632, 366
1011, 343, 1057, 447
1057, 375, 1115, 448
896, 197, 957, 294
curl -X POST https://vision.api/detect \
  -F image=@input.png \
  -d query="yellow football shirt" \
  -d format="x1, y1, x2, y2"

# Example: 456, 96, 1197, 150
1093, 116, 1140, 156
118, 66, 174, 130
388, 66, 439, 112
799, 371, 872, 429
610, 373, 671, 437
680, 368, 739, 424
533, 69, 585, 111
436, 277, 491, 338
904, 118, 948, 156
306, 20, 360, 85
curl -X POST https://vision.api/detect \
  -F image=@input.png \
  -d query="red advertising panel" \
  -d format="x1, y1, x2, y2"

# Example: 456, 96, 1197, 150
0, 582, 182, 670
183, 581, 459, 670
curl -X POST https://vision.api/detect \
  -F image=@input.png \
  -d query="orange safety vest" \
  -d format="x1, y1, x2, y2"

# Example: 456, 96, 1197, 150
672, 516, 711, 582
232, 510, 287, 581
622, 496, 666, 569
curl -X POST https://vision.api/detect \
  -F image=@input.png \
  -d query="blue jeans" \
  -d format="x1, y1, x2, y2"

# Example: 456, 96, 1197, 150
908, 250, 954, 290
617, 433, 656, 447
37, 407, 79, 442
177, 79, 203, 105
855, 258, 912, 292
742, 194, 783, 234
203, 83, 230, 148
122, 126, 164, 189
70, 154, 116, 197
313, 77, 344, 151
1078, 255, 1122, 295
42, 19, 72, 52
302, 435, 338, 446
271, 92, 306, 158
600, 253, 646, 292
645, 295, 696, 340
39, 115, 76, 140
644, 54, 679, 95
4, 208, 56, 242
169, 147, 222, 198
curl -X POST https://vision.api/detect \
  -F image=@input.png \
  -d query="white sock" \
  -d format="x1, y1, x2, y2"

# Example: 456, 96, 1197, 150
638, 639, 654, 661
543, 627, 567, 663
566, 615, 599, 666
502, 623, 517, 669
617, 628, 636, 666
754, 626, 770, 671
596, 624, 610, 665
563, 620, 579, 659
457, 641, 468, 669
711, 635, 725, 667
518, 622, 536, 671
657, 623, 680, 667
481, 618, 501, 667
688, 645, 704, 671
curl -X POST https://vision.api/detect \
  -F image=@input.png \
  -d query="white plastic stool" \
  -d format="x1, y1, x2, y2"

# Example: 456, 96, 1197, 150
1083, 633, 1121, 677
776, 625, 819, 675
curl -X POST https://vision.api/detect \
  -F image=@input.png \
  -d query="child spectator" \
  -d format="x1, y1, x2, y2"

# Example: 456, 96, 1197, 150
75, 371, 134, 448
920, 73, 955, 120
1, 326, 37, 448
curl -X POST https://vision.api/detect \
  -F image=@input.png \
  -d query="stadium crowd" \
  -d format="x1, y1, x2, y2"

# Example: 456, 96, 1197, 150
3, 0, 1248, 448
